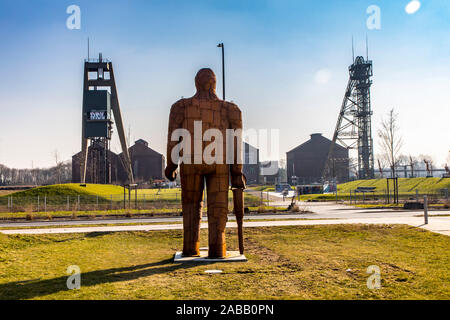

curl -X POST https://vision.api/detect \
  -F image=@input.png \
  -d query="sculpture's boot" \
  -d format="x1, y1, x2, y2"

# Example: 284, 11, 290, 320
180, 169, 204, 257
206, 171, 229, 258
182, 203, 202, 256
207, 210, 228, 258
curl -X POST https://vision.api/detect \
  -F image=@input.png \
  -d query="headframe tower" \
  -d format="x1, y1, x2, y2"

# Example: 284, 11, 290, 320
79, 53, 134, 184
324, 54, 375, 181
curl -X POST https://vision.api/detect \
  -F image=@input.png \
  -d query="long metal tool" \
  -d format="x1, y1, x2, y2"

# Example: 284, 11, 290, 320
232, 188, 245, 255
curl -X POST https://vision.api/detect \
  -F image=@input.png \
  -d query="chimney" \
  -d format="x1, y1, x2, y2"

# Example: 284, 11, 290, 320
310, 133, 322, 140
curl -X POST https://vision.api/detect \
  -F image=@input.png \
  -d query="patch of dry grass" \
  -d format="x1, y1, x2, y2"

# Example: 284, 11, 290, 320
0, 225, 448, 300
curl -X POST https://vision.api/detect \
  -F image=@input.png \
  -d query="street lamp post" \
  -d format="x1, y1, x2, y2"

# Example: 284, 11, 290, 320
217, 43, 225, 100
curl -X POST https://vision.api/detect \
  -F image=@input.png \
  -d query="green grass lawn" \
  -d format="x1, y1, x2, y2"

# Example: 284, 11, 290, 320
0, 224, 448, 300
0, 184, 182, 200
0, 184, 262, 216
250, 185, 295, 192
0, 208, 183, 219
1, 184, 260, 202
1, 179, 447, 215
299, 177, 450, 202
0, 204, 287, 220
0, 203, 283, 220
250, 185, 275, 192
338, 177, 450, 193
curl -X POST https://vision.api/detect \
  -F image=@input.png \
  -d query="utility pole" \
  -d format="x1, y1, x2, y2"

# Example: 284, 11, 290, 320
217, 43, 225, 100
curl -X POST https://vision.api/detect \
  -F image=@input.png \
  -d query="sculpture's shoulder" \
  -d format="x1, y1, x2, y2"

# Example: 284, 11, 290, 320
222, 100, 241, 111
169, 99, 189, 125
223, 101, 242, 120
170, 98, 189, 112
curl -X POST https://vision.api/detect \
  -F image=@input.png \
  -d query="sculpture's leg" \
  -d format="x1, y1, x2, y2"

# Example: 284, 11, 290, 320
180, 166, 204, 257
206, 167, 229, 258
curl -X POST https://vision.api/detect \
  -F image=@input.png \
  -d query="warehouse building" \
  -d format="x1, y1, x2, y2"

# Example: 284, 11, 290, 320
119, 139, 165, 183
72, 139, 165, 184
72, 141, 123, 184
243, 142, 260, 185
286, 133, 349, 185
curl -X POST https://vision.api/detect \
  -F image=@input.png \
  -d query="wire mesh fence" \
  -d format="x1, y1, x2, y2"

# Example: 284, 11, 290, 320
0, 188, 447, 214
345, 188, 449, 205
0, 193, 185, 214
0, 192, 256, 214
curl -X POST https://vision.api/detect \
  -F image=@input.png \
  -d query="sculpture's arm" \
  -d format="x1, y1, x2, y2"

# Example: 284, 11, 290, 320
165, 101, 184, 181
228, 103, 246, 189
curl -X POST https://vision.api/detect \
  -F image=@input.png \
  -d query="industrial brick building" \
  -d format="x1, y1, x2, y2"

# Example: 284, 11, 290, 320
243, 142, 260, 185
72, 141, 124, 184
286, 133, 349, 185
72, 139, 164, 184
121, 139, 165, 183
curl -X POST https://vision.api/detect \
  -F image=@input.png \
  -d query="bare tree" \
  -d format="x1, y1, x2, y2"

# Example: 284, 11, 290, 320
396, 155, 410, 178
377, 159, 383, 177
53, 150, 62, 184
444, 151, 450, 176
0, 161, 72, 186
0, 164, 5, 185
420, 155, 434, 177
375, 154, 388, 178
378, 108, 403, 178
409, 155, 418, 178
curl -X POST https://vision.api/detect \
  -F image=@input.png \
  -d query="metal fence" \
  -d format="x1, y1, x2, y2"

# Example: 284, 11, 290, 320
0, 194, 185, 213
1, 189, 447, 213
0, 192, 255, 214
346, 188, 449, 205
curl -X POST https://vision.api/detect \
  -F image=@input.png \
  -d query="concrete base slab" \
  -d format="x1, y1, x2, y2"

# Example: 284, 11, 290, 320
174, 249, 247, 263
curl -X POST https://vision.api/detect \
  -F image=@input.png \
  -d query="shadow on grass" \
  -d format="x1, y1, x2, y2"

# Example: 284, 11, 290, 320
0, 257, 214, 300
84, 232, 116, 238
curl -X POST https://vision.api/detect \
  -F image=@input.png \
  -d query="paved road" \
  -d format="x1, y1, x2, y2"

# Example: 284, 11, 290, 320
1, 201, 449, 236
0, 202, 447, 228
1, 216, 449, 236
295, 201, 450, 218
0, 214, 303, 228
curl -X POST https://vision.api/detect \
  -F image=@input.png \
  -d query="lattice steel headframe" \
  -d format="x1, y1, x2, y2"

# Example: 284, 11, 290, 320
79, 53, 134, 184
324, 56, 375, 181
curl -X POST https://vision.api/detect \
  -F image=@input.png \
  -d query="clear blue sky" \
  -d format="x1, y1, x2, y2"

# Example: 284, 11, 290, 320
0, 0, 449, 168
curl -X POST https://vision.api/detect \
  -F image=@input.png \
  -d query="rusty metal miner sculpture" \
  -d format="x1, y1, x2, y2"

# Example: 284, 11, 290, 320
165, 68, 246, 258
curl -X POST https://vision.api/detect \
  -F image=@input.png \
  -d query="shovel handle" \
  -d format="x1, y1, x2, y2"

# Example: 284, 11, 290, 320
232, 188, 245, 255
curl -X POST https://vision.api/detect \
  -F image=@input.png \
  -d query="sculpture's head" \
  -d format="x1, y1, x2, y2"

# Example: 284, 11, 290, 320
195, 68, 218, 99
